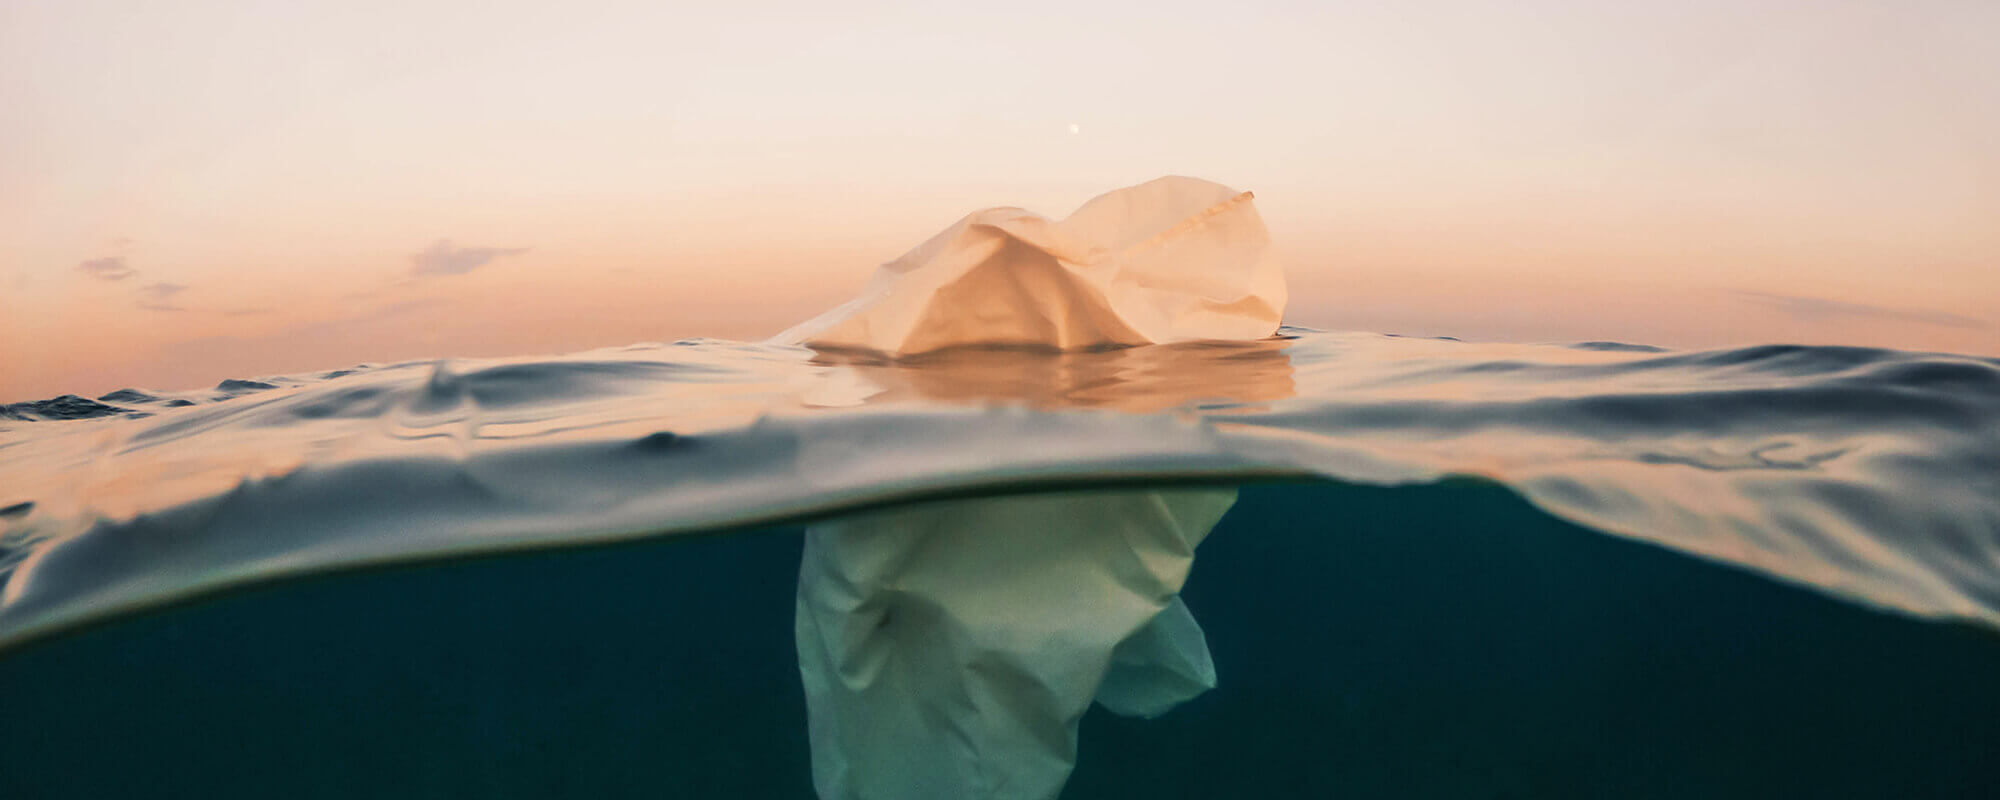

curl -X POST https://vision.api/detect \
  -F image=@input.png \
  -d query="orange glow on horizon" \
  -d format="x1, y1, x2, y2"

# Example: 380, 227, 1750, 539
3, 1, 1996, 400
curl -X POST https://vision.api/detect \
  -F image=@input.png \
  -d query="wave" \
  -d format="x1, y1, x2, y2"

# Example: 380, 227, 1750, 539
2, 328, 1996, 651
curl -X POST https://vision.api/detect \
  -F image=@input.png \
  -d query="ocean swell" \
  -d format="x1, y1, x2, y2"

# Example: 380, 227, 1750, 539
1, 328, 1996, 651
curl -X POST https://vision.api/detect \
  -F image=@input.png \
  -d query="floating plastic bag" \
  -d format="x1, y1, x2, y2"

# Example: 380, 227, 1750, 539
787, 176, 1282, 799
795, 489, 1235, 800
777, 176, 1286, 354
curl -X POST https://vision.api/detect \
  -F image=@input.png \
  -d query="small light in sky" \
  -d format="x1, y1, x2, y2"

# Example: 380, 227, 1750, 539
1068, 123, 1080, 135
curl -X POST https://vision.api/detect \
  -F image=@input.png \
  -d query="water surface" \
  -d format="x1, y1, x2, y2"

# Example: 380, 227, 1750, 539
2, 327, 1997, 797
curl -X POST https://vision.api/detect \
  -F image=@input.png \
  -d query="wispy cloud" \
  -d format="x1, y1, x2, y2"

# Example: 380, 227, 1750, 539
77, 256, 136, 281
136, 282, 190, 311
409, 239, 530, 277
1733, 291, 1989, 330
139, 282, 187, 300
123, 279, 269, 315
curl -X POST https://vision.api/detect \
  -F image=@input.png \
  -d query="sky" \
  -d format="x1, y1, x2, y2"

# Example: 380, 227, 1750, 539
2, 0, 1996, 400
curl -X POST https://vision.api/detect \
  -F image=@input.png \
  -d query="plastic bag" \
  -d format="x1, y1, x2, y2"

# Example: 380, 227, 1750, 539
778, 176, 1286, 354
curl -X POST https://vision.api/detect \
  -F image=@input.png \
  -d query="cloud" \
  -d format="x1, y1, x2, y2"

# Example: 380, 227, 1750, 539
1733, 291, 1989, 330
77, 256, 136, 281
136, 282, 190, 311
409, 239, 530, 277
139, 282, 187, 300
127, 281, 269, 315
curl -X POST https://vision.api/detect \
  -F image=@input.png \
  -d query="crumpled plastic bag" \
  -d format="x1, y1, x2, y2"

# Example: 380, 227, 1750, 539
777, 176, 1286, 354
787, 176, 1282, 800
794, 489, 1235, 800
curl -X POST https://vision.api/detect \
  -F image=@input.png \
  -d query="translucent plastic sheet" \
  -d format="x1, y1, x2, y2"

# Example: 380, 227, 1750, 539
777, 176, 1286, 354
784, 180, 1281, 797
795, 490, 1234, 800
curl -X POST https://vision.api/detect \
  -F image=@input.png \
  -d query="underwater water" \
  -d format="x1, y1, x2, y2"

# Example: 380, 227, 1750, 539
2, 327, 1998, 797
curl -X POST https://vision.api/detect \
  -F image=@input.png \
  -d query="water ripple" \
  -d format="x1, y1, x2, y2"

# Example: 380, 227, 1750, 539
1, 330, 1995, 650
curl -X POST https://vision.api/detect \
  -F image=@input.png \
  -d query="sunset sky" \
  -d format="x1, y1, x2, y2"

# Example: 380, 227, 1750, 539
3, 0, 1996, 400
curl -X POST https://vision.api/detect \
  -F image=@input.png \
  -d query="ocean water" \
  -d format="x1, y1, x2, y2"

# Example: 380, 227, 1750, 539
2, 327, 1997, 797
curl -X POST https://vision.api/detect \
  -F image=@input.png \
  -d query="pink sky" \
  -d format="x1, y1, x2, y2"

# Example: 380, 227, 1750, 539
3, 0, 1996, 400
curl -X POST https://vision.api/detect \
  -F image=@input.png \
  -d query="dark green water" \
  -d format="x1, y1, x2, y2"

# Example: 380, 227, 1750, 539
3, 480, 1995, 798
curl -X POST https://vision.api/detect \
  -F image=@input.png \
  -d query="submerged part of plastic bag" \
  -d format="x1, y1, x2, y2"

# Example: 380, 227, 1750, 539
794, 488, 1235, 800
776, 176, 1286, 354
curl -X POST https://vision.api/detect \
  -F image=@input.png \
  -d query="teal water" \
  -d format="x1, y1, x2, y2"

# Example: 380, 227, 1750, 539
2, 328, 1997, 797
1, 481, 1995, 798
